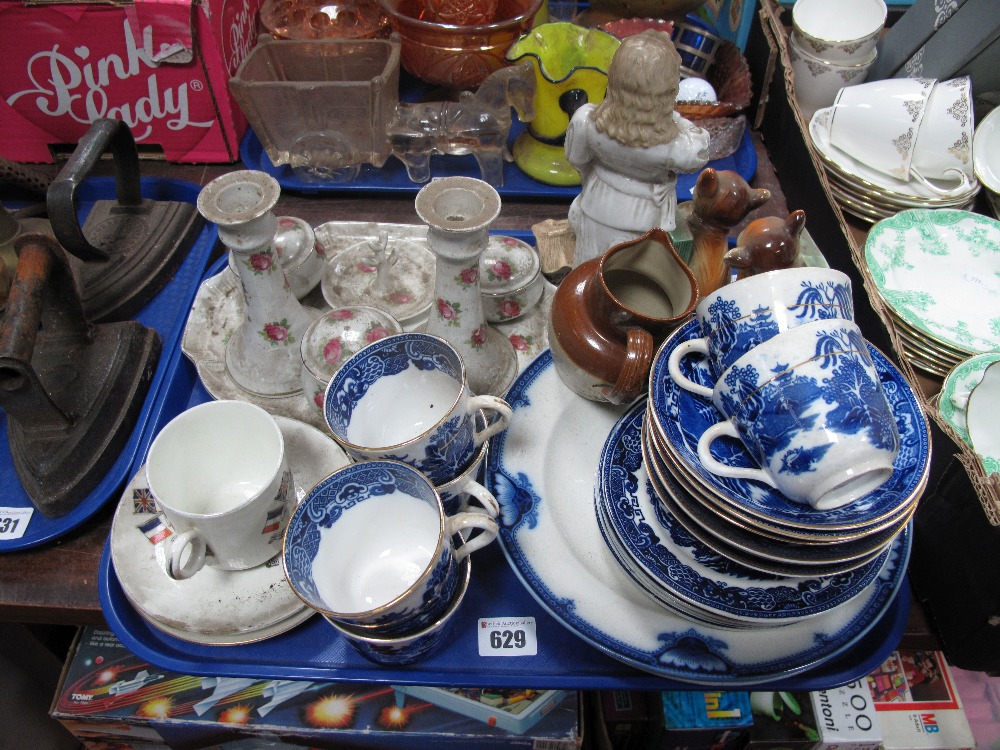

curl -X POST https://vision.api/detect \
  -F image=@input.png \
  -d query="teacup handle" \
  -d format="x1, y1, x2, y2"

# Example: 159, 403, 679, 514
455, 480, 500, 519
910, 167, 972, 197
469, 395, 513, 444
167, 529, 208, 581
667, 337, 714, 399
697, 420, 778, 489
446, 511, 499, 560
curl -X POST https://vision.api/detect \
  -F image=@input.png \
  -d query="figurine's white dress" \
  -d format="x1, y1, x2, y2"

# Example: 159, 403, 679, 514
566, 104, 710, 266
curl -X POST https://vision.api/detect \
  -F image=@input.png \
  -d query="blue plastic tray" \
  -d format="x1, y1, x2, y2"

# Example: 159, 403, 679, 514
240, 120, 757, 200
99, 248, 909, 691
99, 521, 909, 690
0, 177, 218, 552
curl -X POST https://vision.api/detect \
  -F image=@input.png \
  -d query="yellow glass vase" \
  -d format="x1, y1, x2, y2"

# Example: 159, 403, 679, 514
505, 22, 620, 186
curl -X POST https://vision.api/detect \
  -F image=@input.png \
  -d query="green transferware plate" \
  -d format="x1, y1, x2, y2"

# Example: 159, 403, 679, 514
939, 353, 1000, 444
865, 209, 1000, 355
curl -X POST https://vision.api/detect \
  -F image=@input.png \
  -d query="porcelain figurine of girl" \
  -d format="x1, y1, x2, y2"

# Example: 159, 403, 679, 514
565, 30, 710, 267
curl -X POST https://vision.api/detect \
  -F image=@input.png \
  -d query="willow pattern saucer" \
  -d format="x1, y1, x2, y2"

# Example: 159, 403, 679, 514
940, 353, 1000, 444
866, 209, 1000, 355
597, 401, 892, 623
643, 424, 904, 576
486, 350, 910, 685
109, 416, 350, 645
648, 319, 930, 532
646, 414, 917, 546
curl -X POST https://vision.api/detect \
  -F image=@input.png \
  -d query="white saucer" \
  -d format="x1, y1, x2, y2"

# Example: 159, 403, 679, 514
109, 415, 350, 645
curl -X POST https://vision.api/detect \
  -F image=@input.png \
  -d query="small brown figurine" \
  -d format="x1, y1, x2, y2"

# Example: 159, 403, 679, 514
725, 210, 807, 280
685, 167, 770, 298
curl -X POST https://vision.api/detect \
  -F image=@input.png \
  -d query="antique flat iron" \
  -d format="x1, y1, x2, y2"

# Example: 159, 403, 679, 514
46, 118, 203, 322
0, 233, 161, 517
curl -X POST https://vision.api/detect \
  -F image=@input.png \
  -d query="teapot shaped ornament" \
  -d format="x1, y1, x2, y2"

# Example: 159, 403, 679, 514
548, 227, 698, 404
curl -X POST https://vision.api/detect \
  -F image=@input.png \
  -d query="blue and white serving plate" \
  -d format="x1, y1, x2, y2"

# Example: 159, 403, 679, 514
648, 319, 930, 533
485, 349, 911, 685
596, 400, 894, 625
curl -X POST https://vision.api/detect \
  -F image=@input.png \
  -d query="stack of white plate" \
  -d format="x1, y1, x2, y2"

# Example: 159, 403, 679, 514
809, 108, 980, 224
865, 209, 1000, 377
593, 318, 928, 628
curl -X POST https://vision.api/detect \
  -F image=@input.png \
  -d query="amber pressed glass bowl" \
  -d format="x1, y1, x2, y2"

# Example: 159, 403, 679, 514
376, 0, 544, 90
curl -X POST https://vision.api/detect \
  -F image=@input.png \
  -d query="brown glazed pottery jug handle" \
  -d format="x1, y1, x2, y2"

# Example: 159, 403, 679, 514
609, 327, 654, 405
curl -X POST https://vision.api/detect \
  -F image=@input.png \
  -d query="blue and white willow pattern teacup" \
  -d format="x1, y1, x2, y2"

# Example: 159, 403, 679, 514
668, 267, 854, 398
697, 319, 900, 510
323, 332, 512, 486
323, 553, 472, 666
282, 460, 497, 637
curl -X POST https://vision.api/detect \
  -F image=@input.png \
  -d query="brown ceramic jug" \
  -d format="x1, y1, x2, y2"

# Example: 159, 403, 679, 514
548, 227, 698, 404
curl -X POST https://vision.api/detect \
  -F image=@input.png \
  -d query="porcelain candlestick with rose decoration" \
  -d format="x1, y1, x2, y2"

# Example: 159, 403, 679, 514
197, 170, 318, 397
414, 176, 518, 397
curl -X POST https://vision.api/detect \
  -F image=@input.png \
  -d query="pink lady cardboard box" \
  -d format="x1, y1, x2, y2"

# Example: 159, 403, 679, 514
0, 0, 263, 163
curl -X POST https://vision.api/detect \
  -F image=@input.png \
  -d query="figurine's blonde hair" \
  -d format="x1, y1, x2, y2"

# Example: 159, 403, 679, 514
592, 30, 681, 148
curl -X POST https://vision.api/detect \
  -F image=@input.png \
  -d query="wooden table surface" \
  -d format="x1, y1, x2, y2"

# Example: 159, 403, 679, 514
0, 136, 942, 655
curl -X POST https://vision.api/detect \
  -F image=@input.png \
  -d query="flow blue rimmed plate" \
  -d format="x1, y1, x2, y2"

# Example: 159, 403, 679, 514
648, 318, 930, 533
597, 399, 893, 625
485, 349, 911, 685
0, 177, 217, 552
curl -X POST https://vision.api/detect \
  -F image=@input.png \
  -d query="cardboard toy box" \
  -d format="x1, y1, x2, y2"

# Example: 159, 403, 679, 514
746, 681, 882, 750
0, 0, 263, 164
867, 650, 975, 750
656, 690, 753, 750
51, 627, 583, 750
597, 690, 752, 750
698, 0, 759, 51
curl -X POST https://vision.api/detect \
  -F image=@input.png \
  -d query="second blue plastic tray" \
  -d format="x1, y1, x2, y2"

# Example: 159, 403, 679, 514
240, 121, 757, 200
100, 247, 908, 691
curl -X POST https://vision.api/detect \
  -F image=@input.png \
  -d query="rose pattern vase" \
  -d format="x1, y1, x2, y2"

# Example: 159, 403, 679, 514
414, 176, 518, 396
197, 170, 316, 397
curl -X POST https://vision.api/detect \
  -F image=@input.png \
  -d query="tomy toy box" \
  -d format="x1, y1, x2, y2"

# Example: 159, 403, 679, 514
0, 0, 263, 163
51, 627, 582, 750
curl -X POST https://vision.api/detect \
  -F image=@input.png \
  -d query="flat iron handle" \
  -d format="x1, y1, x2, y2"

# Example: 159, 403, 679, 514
0, 234, 88, 362
46, 118, 143, 263
0, 239, 52, 362
0, 233, 86, 429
